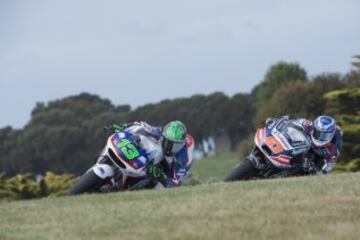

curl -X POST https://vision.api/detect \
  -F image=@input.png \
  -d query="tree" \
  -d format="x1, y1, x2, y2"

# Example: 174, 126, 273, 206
252, 61, 307, 107
255, 74, 344, 126
223, 93, 255, 149
0, 93, 128, 175
324, 88, 360, 170
352, 54, 360, 71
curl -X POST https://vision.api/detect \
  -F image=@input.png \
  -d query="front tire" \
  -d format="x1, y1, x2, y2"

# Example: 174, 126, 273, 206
225, 158, 256, 182
68, 170, 105, 195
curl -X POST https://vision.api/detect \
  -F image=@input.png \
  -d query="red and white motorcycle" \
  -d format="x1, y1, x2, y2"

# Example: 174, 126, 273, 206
225, 118, 318, 181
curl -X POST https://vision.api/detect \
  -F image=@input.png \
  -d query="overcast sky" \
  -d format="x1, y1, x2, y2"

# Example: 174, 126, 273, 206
0, 0, 359, 128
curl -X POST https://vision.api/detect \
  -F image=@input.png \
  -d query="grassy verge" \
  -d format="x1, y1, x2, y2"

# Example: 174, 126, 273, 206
0, 173, 359, 240
189, 152, 239, 183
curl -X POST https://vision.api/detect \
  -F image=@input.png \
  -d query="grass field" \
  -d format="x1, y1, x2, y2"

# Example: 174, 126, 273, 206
189, 152, 239, 183
1, 153, 359, 240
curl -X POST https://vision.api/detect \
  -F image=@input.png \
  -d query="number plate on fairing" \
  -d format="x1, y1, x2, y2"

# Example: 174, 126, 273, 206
111, 132, 150, 170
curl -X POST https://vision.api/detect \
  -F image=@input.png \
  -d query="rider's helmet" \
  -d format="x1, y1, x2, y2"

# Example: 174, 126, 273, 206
311, 115, 336, 147
162, 120, 187, 156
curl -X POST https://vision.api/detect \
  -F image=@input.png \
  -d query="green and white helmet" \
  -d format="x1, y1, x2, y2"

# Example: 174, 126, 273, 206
162, 120, 187, 156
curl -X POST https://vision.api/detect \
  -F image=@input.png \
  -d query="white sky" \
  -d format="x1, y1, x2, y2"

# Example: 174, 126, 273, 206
0, 0, 359, 128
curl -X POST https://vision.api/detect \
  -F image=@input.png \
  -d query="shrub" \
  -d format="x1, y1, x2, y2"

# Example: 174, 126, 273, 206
0, 172, 77, 201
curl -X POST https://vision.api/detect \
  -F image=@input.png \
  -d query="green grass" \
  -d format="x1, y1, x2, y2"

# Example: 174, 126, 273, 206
1, 172, 360, 240
189, 152, 239, 183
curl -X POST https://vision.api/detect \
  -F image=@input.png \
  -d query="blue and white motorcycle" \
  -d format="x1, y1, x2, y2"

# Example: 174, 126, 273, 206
69, 131, 163, 195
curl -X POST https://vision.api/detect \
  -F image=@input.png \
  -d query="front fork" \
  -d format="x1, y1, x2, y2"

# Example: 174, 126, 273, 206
248, 147, 267, 170
91, 153, 123, 192
248, 147, 278, 178
92, 164, 115, 180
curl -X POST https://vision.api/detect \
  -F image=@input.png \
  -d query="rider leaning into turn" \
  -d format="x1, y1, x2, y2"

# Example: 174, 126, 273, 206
110, 120, 194, 188
266, 115, 342, 175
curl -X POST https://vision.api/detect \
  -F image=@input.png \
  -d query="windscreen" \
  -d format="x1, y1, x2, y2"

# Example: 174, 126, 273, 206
285, 126, 307, 143
276, 121, 309, 145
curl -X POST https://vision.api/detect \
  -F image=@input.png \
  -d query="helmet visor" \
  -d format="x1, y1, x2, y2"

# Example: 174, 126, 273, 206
312, 129, 333, 143
162, 139, 185, 156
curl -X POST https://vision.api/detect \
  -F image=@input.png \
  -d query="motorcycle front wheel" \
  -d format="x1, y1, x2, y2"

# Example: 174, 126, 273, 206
224, 158, 256, 182
68, 170, 105, 195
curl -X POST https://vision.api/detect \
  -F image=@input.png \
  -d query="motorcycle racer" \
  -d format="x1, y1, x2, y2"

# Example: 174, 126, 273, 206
109, 120, 194, 188
265, 115, 342, 175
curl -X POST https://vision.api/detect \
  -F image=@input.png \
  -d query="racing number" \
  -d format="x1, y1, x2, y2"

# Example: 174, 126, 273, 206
265, 136, 284, 154
116, 139, 140, 160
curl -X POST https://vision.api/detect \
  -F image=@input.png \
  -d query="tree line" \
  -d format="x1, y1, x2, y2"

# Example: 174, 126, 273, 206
0, 56, 359, 175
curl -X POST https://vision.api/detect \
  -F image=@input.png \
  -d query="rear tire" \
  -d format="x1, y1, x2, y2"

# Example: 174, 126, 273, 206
68, 170, 105, 195
224, 158, 256, 182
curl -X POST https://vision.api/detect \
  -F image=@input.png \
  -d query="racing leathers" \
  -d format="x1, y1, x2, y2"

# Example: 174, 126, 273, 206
114, 121, 194, 188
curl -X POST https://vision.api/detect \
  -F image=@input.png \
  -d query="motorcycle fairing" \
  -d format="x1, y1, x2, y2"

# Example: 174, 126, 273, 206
107, 132, 150, 172
255, 120, 311, 168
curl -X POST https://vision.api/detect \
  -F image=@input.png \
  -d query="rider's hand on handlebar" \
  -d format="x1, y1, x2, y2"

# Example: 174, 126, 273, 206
147, 166, 164, 179
104, 124, 128, 133
265, 118, 275, 126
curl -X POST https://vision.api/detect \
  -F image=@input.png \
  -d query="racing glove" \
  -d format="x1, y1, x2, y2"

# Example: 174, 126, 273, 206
147, 165, 166, 180
265, 118, 276, 126
265, 116, 290, 126
104, 123, 129, 133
